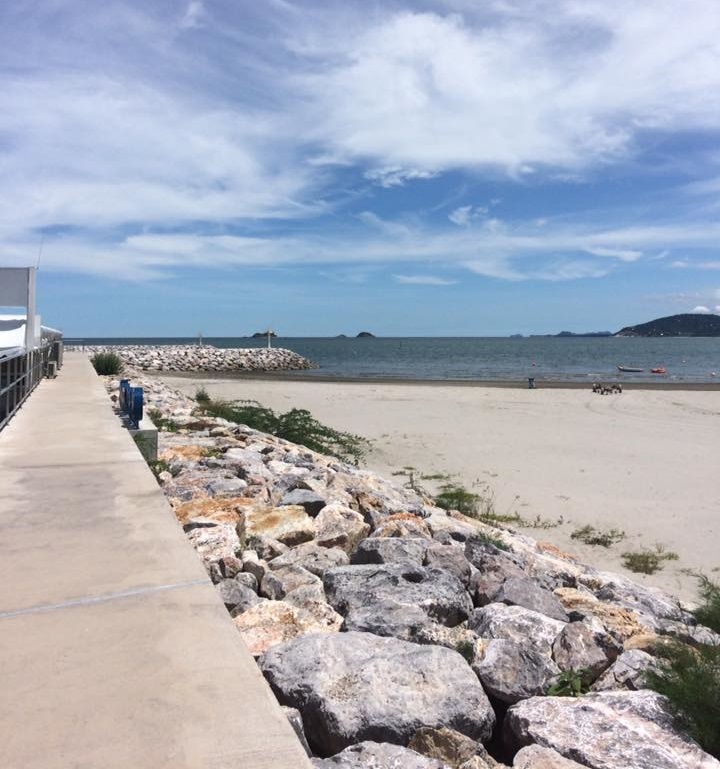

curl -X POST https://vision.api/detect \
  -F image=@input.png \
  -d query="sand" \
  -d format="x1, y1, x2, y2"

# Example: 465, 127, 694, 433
160, 375, 720, 601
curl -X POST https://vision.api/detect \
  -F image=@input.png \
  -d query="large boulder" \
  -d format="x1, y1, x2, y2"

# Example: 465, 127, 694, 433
468, 604, 565, 655
324, 564, 473, 627
269, 541, 349, 577
472, 639, 560, 705
512, 745, 586, 768
239, 504, 315, 546
351, 537, 429, 567
591, 649, 658, 692
233, 601, 340, 656
503, 690, 720, 769
315, 504, 371, 553
423, 543, 473, 588
260, 631, 496, 756
279, 488, 327, 516
491, 577, 568, 622
260, 564, 322, 600
409, 727, 497, 768
551, 621, 611, 680
311, 741, 448, 768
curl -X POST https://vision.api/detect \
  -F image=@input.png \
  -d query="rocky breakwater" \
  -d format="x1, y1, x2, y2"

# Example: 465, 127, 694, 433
107, 370, 720, 769
80, 344, 314, 372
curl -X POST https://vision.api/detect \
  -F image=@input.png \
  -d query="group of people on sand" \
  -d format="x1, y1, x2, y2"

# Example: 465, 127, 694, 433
592, 382, 623, 395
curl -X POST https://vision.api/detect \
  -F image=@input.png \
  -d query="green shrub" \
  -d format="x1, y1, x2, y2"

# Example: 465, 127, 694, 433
147, 407, 179, 432
646, 642, 720, 758
571, 524, 626, 547
197, 399, 369, 465
622, 545, 678, 574
434, 483, 481, 517
91, 352, 122, 375
195, 386, 211, 404
547, 669, 592, 697
694, 576, 720, 633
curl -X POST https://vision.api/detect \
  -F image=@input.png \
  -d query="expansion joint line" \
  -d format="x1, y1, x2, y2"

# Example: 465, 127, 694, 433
0, 578, 208, 620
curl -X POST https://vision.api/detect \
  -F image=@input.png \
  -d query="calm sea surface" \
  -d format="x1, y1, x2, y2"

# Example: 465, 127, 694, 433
70, 336, 720, 383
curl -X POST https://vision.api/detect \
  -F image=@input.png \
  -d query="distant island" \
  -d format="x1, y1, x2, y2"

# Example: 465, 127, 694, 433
615, 313, 720, 337
529, 331, 612, 338
251, 330, 277, 338
356, 331, 375, 338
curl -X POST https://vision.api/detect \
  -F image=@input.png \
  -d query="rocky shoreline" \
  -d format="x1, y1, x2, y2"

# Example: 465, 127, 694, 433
72, 344, 314, 372
105, 369, 720, 769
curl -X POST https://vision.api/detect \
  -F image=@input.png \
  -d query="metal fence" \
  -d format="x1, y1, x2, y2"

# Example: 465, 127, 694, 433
0, 341, 63, 431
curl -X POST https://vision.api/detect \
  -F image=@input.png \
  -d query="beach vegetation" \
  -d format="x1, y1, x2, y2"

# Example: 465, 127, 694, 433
91, 351, 122, 375
196, 398, 369, 465
454, 639, 476, 664
621, 544, 679, 574
147, 407, 179, 432
194, 386, 211, 404
434, 482, 482, 517
646, 641, 720, 758
571, 524, 626, 547
547, 668, 591, 697
694, 576, 720, 633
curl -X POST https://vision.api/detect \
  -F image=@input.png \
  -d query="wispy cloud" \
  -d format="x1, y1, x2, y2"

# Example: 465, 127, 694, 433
394, 275, 457, 285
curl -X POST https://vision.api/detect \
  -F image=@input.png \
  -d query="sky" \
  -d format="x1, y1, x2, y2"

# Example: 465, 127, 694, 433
2, 0, 720, 336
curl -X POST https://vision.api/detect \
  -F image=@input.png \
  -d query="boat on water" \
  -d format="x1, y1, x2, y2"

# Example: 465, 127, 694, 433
617, 365, 644, 373
651, 367, 667, 374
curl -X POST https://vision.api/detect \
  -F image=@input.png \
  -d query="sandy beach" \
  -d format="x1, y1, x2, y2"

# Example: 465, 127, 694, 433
160, 375, 719, 601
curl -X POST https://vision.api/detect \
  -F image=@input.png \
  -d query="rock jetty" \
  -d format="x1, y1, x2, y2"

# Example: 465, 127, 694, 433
104, 368, 720, 769
76, 344, 314, 372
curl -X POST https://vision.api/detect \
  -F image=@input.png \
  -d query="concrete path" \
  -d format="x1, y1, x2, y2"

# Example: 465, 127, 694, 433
0, 353, 313, 769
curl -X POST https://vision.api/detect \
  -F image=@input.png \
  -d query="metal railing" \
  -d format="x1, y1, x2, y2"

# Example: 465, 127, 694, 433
0, 341, 64, 431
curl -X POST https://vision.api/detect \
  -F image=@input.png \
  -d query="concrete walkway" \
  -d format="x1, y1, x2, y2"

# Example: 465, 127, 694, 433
0, 353, 313, 769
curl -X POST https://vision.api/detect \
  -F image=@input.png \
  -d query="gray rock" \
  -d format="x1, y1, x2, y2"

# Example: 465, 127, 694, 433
315, 503, 371, 553
280, 488, 327, 516
512, 745, 585, 768
594, 574, 689, 623
491, 577, 568, 622
215, 579, 262, 616
260, 631, 495, 756
241, 550, 270, 584
269, 541, 350, 577
552, 621, 610, 680
311, 741, 448, 768
324, 564, 473, 627
217, 555, 244, 580
183, 516, 221, 532
342, 602, 432, 639
468, 603, 565, 655
235, 571, 259, 592
503, 690, 720, 769
424, 543, 473, 588
472, 639, 560, 704
591, 649, 658, 692
466, 547, 526, 606
351, 537, 429, 567
206, 477, 248, 497
248, 534, 289, 561
260, 565, 321, 601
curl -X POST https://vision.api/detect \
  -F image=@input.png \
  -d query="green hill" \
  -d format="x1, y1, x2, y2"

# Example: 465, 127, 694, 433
616, 313, 720, 337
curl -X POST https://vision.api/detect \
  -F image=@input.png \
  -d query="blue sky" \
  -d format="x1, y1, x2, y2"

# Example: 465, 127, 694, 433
2, 0, 720, 336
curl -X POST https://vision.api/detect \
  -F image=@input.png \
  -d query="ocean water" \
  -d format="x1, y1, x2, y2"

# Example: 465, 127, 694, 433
70, 336, 720, 383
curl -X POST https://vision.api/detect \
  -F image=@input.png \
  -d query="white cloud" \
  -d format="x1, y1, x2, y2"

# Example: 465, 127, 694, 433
364, 167, 437, 187
691, 305, 711, 313
448, 205, 489, 226
180, 1, 205, 30
394, 275, 457, 285
585, 247, 643, 262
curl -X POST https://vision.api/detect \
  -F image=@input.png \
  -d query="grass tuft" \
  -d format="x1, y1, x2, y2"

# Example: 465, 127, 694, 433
91, 352, 122, 375
197, 398, 369, 465
571, 524, 626, 547
621, 544, 679, 574
694, 576, 720, 634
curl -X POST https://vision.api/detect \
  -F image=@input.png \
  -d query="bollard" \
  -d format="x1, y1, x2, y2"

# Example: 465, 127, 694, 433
119, 379, 130, 412
528, 377, 535, 389
128, 386, 144, 429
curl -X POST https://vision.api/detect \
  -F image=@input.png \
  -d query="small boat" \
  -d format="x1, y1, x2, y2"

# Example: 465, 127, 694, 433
617, 365, 644, 373
651, 367, 667, 374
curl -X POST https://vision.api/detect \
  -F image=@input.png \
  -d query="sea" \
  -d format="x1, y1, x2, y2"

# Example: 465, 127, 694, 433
68, 336, 720, 384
